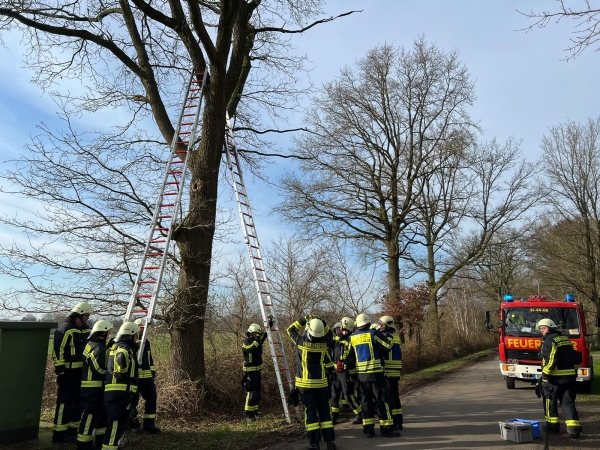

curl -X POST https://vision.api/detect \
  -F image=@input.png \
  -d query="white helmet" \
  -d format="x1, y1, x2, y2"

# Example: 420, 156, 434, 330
537, 318, 557, 329
341, 317, 355, 332
247, 323, 262, 334
307, 318, 325, 338
356, 313, 371, 328
370, 323, 381, 331
379, 315, 394, 327
91, 320, 113, 334
71, 302, 94, 315
333, 322, 342, 330
134, 318, 147, 327
117, 322, 141, 336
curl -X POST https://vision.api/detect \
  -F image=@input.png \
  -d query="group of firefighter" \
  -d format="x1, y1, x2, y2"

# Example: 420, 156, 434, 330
51, 302, 160, 449
242, 313, 403, 450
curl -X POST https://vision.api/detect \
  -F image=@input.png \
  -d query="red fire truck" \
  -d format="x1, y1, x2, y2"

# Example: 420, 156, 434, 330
486, 293, 597, 391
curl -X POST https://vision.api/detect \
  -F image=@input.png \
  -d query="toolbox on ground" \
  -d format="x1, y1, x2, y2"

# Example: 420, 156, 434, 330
506, 418, 541, 439
499, 421, 534, 443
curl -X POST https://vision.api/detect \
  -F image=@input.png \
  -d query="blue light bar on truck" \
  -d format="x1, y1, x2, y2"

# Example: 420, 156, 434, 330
565, 293, 575, 302
503, 293, 514, 302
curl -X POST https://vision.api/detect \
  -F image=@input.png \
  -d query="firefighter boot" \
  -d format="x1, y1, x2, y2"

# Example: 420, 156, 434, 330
95, 434, 104, 450
130, 417, 141, 433
306, 443, 320, 450
331, 412, 339, 425
381, 426, 401, 437
143, 418, 162, 434
545, 423, 560, 435
326, 441, 337, 449
394, 413, 403, 431
351, 413, 362, 425
363, 425, 375, 438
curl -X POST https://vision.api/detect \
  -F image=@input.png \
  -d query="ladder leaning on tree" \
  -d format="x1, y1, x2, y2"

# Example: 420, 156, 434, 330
223, 114, 297, 424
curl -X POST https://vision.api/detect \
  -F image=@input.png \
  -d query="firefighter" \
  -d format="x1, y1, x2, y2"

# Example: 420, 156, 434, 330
379, 315, 403, 430
329, 322, 343, 423
102, 322, 140, 450
52, 302, 94, 444
347, 313, 400, 438
129, 318, 161, 433
537, 318, 582, 439
330, 317, 362, 425
287, 317, 337, 450
242, 317, 273, 422
76, 320, 113, 450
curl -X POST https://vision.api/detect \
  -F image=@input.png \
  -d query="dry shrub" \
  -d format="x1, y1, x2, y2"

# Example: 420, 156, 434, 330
42, 357, 58, 421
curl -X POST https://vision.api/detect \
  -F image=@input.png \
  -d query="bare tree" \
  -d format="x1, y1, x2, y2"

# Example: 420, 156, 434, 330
404, 138, 538, 342
276, 38, 479, 298
519, 1, 600, 59
0, 1, 356, 389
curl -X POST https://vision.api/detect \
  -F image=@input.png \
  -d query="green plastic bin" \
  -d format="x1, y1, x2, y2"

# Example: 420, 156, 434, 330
0, 321, 57, 445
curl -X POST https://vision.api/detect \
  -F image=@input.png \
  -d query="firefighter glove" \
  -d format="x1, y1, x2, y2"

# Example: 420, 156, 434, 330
268, 315, 274, 328
336, 360, 344, 373
298, 317, 307, 326
287, 387, 301, 407
54, 366, 65, 376
535, 380, 542, 398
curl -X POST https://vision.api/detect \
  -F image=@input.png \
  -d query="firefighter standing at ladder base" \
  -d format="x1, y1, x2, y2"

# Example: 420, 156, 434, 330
379, 315, 403, 430
130, 318, 161, 433
242, 316, 273, 422
330, 317, 362, 426
347, 313, 400, 439
102, 322, 140, 450
52, 302, 94, 444
287, 317, 337, 450
76, 320, 113, 450
536, 318, 582, 439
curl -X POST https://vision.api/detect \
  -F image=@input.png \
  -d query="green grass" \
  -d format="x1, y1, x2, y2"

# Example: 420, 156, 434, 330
576, 353, 600, 403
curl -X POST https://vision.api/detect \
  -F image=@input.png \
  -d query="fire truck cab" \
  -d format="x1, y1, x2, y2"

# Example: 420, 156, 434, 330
486, 293, 596, 391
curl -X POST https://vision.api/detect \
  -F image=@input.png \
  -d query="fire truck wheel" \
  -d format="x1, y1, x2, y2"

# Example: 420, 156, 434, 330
505, 376, 515, 389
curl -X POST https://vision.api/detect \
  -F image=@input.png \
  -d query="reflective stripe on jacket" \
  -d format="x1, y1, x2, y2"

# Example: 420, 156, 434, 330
348, 328, 391, 375
540, 330, 577, 382
137, 339, 156, 379
104, 340, 138, 401
242, 332, 267, 372
81, 339, 108, 397
383, 332, 403, 377
287, 321, 334, 388
53, 320, 91, 370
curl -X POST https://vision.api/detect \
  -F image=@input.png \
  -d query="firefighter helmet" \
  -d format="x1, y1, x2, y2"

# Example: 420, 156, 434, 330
333, 322, 342, 330
356, 313, 371, 328
370, 323, 381, 331
379, 315, 394, 327
307, 318, 325, 338
134, 318, 147, 327
341, 316, 355, 332
117, 322, 141, 336
537, 318, 557, 329
247, 323, 262, 334
91, 320, 113, 334
71, 302, 94, 315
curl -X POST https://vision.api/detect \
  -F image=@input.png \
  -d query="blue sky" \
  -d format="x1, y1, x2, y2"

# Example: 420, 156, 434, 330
1, 1, 599, 312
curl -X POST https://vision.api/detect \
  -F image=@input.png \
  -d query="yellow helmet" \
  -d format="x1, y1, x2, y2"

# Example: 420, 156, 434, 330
247, 323, 262, 334
356, 313, 371, 328
117, 322, 141, 336
307, 318, 325, 337
91, 320, 113, 334
341, 316, 355, 332
71, 302, 94, 315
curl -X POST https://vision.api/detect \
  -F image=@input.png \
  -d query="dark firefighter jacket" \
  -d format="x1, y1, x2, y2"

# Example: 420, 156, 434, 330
540, 329, 577, 384
333, 334, 356, 375
242, 331, 268, 372
104, 338, 139, 402
383, 330, 403, 378
137, 339, 156, 380
81, 338, 109, 397
347, 328, 391, 381
53, 319, 91, 370
287, 320, 334, 389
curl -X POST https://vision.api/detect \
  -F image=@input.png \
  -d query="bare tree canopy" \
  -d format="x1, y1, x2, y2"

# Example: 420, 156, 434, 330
519, 0, 600, 59
0, 0, 356, 389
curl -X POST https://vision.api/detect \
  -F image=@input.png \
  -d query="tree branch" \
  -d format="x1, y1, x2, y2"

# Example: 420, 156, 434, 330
254, 10, 361, 34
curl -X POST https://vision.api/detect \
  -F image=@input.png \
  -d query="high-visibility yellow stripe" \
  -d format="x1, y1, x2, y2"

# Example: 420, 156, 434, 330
320, 421, 333, 429
81, 380, 103, 388
105, 384, 127, 391
77, 434, 94, 442
566, 419, 581, 427
143, 414, 157, 419
242, 365, 263, 372
83, 413, 93, 436
109, 420, 119, 445
306, 423, 320, 431
363, 418, 375, 425
65, 361, 83, 369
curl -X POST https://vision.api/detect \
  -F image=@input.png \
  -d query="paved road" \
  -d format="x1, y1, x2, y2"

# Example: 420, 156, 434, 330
279, 355, 591, 450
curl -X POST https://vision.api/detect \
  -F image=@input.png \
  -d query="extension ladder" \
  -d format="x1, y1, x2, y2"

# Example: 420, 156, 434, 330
125, 70, 208, 364
223, 115, 297, 424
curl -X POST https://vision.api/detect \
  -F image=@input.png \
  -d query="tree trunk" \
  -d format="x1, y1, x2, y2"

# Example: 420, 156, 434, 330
427, 287, 441, 346
168, 67, 228, 387
386, 241, 400, 296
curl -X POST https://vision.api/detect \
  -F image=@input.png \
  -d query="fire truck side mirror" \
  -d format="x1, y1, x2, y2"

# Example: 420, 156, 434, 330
485, 311, 493, 330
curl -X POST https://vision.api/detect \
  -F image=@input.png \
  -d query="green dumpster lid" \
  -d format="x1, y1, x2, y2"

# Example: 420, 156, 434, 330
0, 321, 58, 330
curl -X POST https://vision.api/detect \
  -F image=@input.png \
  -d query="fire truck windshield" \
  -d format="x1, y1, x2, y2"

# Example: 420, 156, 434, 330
504, 307, 581, 337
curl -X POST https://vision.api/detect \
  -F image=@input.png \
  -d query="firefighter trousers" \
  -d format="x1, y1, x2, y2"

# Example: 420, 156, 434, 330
330, 372, 361, 415
387, 376, 403, 427
299, 386, 335, 445
358, 374, 394, 430
244, 371, 261, 418
76, 393, 107, 450
132, 379, 158, 424
543, 383, 581, 435
102, 398, 132, 450
53, 369, 83, 440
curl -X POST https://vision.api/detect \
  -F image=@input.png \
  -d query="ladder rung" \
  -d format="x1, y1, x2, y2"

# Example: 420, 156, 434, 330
276, 354, 282, 358
187, 97, 199, 100
264, 303, 272, 307
151, 239, 165, 243
180, 122, 194, 126
166, 182, 179, 185
177, 141, 188, 145
169, 170, 183, 175
164, 192, 178, 196
250, 245, 259, 249
137, 294, 152, 298
282, 381, 290, 385
133, 309, 148, 313
183, 113, 196, 117
148, 253, 162, 257
144, 265, 160, 269
158, 215, 172, 218
260, 291, 269, 295
171, 161, 184, 164
180, 131, 192, 134
254, 267, 264, 272
248, 234, 256, 238
184, 105, 198, 108
156, 227, 169, 231
189, 88, 201, 92
174, 151, 187, 155
253, 256, 261, 260
141, 280, 156, 284
161, 203, 174, 207
279, 368, 287, 372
